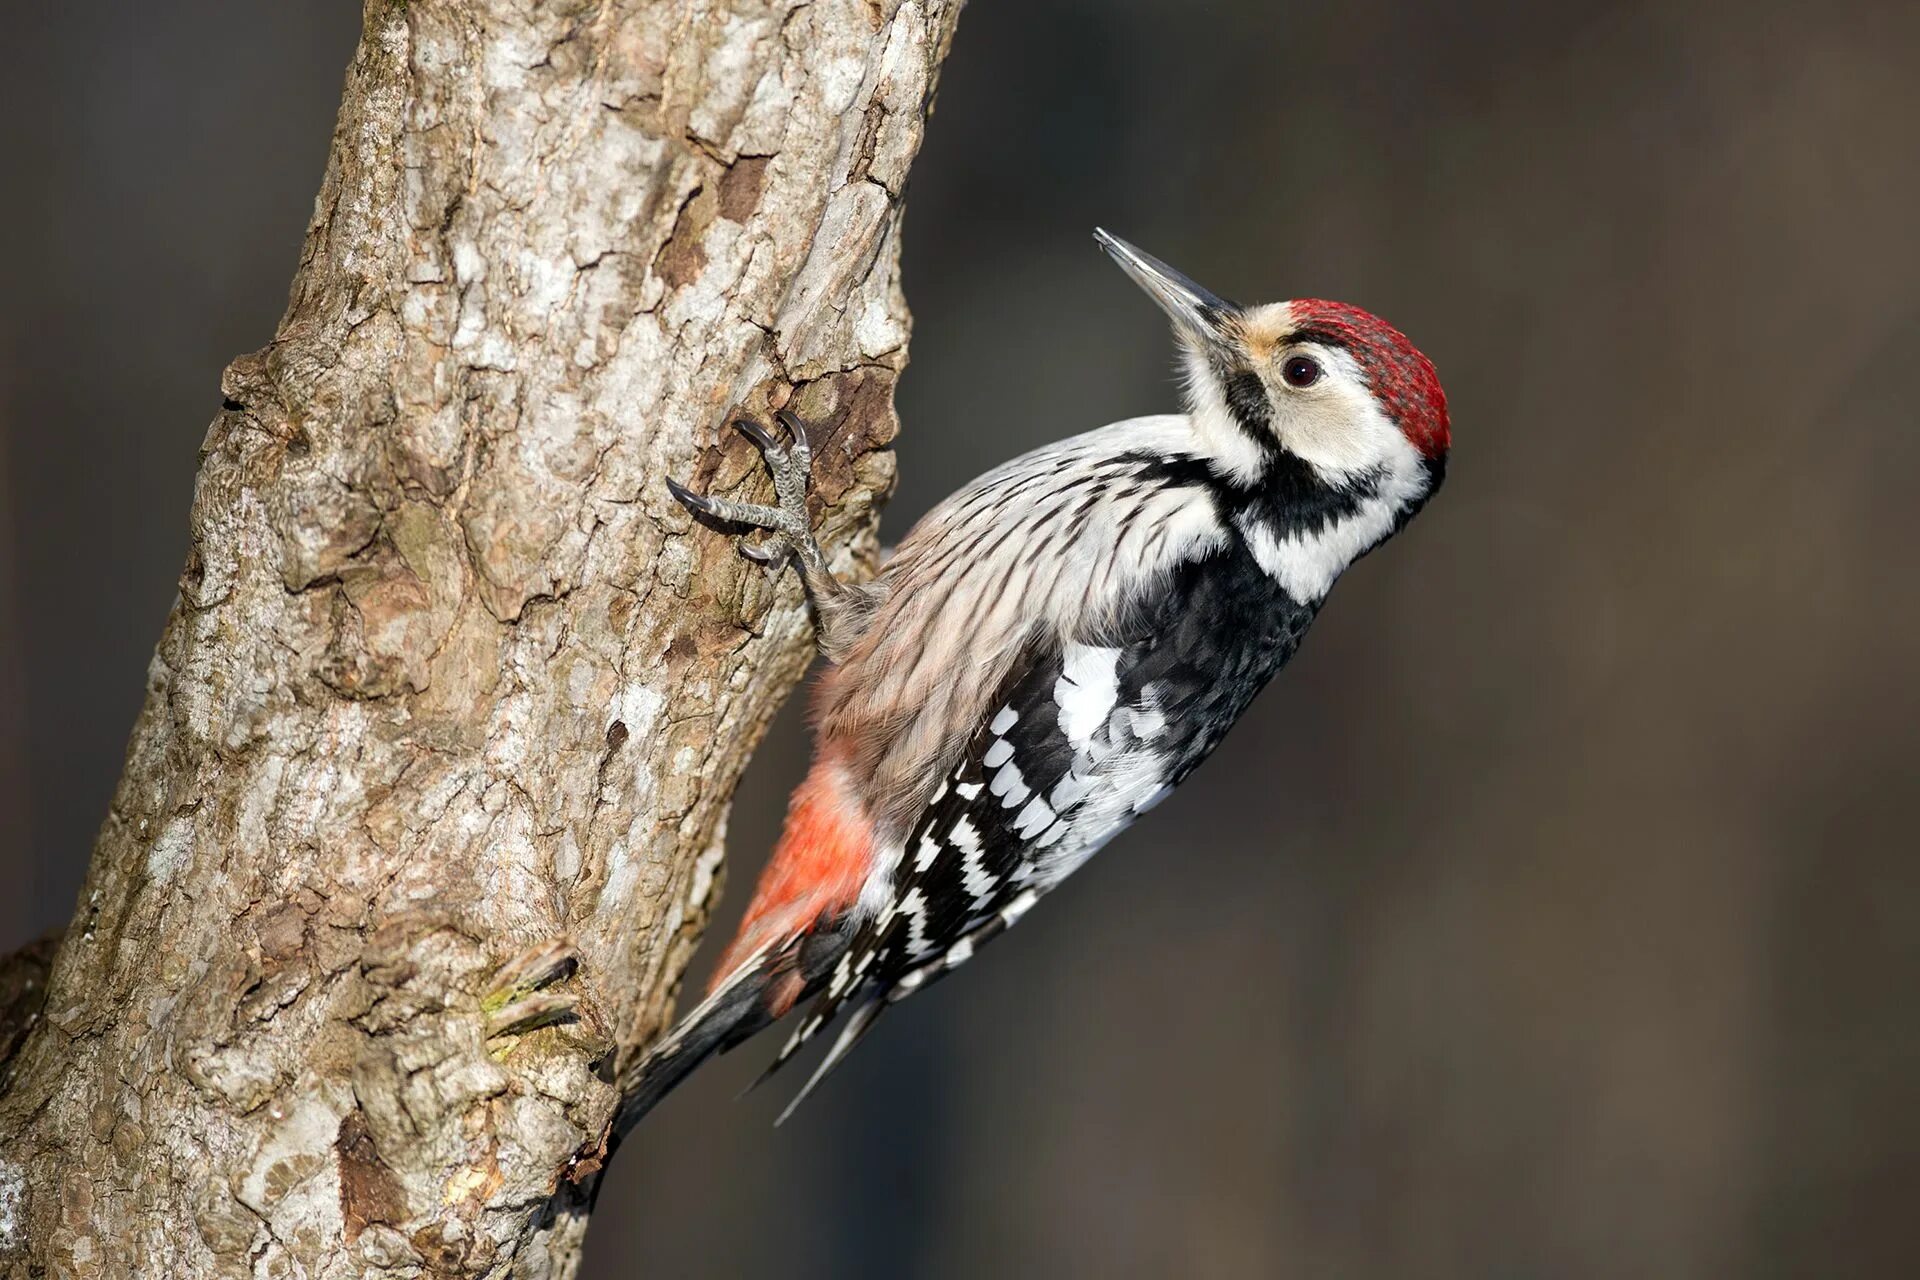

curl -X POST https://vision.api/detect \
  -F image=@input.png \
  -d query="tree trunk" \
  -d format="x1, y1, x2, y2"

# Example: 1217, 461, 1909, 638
0, 1, 962, 1274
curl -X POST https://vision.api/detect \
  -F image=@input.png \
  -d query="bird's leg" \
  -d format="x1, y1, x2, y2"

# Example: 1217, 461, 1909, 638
668, 410, 864, 658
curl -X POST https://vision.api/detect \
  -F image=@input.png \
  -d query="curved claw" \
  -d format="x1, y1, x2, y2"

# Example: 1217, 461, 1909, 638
739, 539, 791, 566
773, 409, 809, 449
734, 418, 783, 453
665, 476, 713, 516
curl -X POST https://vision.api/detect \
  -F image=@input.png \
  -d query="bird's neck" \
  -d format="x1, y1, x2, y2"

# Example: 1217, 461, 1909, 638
1212, 448, 1436, 604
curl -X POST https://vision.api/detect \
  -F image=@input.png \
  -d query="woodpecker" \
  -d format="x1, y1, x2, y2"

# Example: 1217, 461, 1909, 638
625, 230, 1449, 1131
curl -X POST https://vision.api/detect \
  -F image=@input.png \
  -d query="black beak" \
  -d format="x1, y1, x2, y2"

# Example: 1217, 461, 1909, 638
1094, 228, 1241, 346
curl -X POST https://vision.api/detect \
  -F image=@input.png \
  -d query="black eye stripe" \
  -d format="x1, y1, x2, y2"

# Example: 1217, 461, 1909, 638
1223, 369, 1272, 430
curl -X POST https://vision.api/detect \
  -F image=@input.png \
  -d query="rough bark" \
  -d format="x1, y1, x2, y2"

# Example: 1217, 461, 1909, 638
0, 1, 962, 1275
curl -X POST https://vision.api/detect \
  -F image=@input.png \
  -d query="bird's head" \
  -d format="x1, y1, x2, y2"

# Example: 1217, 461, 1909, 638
1095, 229, 1449, 504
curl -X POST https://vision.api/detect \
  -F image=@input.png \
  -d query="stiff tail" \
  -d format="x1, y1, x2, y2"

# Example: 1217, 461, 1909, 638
613, 925, 852, 1138
613, 954, 784, 1138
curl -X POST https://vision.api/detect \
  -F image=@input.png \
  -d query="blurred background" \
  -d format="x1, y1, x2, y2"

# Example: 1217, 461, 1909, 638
4, 2, 1918, 1276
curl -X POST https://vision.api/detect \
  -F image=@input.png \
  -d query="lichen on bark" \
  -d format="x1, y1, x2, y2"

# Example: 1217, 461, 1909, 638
0, 1, 963, 1275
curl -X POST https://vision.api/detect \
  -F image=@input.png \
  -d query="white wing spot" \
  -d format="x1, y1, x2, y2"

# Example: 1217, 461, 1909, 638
827, 956, 853, 996
989, 706, 1018, 734
982, 738, 1014, 769
956, 781, 983, 800
1049, 771, 1093, 811
952, 817, 996, 902
1055, 646, 1122, 748
946, 936, 975, 967
898, 887, 930, 955
1014, 797, 1056, 838
1000, 888, 1041, 927
989, 762, 1030, 807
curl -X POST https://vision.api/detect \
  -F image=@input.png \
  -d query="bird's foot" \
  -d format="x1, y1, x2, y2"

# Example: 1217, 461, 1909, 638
666, 410, 821, 576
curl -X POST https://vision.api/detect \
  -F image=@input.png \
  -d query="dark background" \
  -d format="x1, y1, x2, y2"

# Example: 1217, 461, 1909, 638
4, 2, 1918, 1276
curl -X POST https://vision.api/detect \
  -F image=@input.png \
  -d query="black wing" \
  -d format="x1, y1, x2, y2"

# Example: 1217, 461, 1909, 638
762, 543, 1313, 1120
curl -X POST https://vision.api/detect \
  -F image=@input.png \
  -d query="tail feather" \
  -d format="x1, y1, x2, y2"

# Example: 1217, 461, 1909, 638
772, 997, 886, 1126
614, 922, 856, 1137
614, 954, 781, 1138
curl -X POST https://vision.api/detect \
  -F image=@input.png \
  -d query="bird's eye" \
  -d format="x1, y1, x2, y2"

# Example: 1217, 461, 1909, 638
1282, 354, 1322, 388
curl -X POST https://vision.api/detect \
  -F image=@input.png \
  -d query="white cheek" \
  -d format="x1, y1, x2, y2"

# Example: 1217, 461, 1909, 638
1269, 382, 1403, 477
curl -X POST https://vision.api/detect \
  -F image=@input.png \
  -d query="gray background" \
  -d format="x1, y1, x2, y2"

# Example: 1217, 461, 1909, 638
4, 2, 1918, 1277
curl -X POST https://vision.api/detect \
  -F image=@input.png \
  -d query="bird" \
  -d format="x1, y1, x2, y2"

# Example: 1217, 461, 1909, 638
623, 229, 1450, 1133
